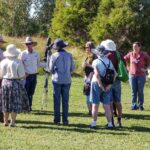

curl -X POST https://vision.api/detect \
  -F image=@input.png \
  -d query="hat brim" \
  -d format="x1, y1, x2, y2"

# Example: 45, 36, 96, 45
52, 42, 68, 49
23, 41, 37, 47
0, 40, 7, 43
3, 49, 20, 57
101, 41, 116, 51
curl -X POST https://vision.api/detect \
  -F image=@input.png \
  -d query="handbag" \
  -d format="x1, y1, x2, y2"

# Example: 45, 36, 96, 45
116, 51, 129, 82
83, 82, 91, 96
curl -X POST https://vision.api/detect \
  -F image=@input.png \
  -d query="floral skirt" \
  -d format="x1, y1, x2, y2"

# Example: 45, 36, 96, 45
0, 79, 30, 113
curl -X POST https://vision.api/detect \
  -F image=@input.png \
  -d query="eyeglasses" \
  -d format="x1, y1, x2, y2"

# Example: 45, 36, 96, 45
26, 43, 33, 46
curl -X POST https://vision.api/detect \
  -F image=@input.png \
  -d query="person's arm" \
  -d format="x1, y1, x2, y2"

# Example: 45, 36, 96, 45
37, 53, 46, 68
17, 60, 26, 79
94, 67, 105, 91
0, 62, 2, 79
49, 55, 56, 73
124, 52, 131, 62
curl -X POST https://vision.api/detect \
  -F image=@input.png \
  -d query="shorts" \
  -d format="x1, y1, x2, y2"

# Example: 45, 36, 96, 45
111, 79, 121, 103
90, 81, 112, 105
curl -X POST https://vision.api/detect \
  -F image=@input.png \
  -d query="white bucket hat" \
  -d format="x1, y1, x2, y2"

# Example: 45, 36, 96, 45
3, 44, 21, 57
100, 39, 116, 51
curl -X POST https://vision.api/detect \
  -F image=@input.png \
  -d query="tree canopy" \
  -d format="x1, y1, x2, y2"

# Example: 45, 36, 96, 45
1, 0, 150, 51
50, 0, 150, 51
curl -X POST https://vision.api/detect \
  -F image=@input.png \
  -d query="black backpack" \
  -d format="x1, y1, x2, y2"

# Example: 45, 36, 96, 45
98, 58, 115, 85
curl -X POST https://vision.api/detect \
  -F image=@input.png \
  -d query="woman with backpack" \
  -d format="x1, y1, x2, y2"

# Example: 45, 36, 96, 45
82, 41, 96, 115
101, 39, 123, 127
90, 44, 117, 128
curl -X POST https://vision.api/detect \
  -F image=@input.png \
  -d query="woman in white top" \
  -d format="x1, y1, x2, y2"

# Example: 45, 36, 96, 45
0, 44, 29, 127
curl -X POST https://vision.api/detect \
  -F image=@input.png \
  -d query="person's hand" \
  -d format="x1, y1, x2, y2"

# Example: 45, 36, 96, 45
25, 73, 29, 78
99, 84, 105, 92
82, 62, 89, 67
105, 85, 112, 92
141, 68, 146, 73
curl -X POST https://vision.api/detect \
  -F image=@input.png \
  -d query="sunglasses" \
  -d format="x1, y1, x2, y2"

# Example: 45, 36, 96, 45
26, 43, 33, 46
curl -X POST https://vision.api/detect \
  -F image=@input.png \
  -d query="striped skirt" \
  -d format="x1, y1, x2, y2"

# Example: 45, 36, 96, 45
0, 79, 30, 113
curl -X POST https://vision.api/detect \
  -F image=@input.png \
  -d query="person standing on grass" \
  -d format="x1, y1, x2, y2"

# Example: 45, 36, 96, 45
0, 36, 6, 123
124, 42, 150, 111
90, 44, 117, 129
0, 44, 29, 127
101, 39, 123, 127
82, 41, 97, 115
19, 36, 46, 111
49, 38, 74, 125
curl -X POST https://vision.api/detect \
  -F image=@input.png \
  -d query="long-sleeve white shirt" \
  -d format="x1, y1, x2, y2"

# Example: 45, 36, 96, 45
0, 58, 25, 79
19, 50, 45, 74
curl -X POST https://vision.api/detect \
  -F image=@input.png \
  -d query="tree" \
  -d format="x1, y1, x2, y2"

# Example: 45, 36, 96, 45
90, 0, 150, 51
49, 0, 100, 45
0, 0, 32, 36
33, 0, 55, 36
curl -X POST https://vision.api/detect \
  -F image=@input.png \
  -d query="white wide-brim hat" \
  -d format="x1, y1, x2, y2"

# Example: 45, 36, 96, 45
100, 39, 116, 51
3, 44, 21, 57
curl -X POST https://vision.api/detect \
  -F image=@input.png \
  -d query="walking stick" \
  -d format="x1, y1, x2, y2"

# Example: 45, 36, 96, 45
41, 38, 53, 111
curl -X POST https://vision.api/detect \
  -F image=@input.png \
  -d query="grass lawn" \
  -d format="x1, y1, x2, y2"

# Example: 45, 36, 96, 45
0, 76, 150, 150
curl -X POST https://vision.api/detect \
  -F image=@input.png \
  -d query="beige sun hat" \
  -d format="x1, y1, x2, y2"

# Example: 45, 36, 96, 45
100, 39, 116, 51
24, 36, 37, 46
3, 44, 21, 57
0, 35, 7, 43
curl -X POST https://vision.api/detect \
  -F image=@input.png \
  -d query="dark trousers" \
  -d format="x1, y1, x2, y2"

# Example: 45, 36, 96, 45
52, 82, 71, 123
25, 74, 37, 107
0, 113, 3, 122
0, 80, 3, 122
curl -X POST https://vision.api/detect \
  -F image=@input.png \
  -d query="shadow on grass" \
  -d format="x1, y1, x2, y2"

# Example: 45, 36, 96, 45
122, 126, 150, 133
31, 110, 104, 117
16, 119, 128, 135
31, 110, 53, 116
123, 113, 150, 120
20, 123, 129, 135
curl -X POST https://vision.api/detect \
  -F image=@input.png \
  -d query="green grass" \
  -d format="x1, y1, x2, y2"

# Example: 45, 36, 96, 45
0, 76, 150, 150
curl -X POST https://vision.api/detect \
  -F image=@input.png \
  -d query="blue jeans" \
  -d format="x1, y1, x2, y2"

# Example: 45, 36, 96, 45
25, 74, 37, 107
52, 82, 71, 123
129, 75, 146, 107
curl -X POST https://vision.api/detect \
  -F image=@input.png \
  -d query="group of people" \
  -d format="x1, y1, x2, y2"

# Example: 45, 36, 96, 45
0, 35, 150, 128
0, 36, 74, 127
0, 36, 46, 127
83, 40, 150, 128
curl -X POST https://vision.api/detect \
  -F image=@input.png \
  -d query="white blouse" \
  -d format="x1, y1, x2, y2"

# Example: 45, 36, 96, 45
0, 58, 25, 79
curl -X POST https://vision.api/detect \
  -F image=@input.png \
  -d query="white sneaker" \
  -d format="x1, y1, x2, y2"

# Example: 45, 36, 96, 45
107, 122, 113, 128
90, 121, 96, 128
